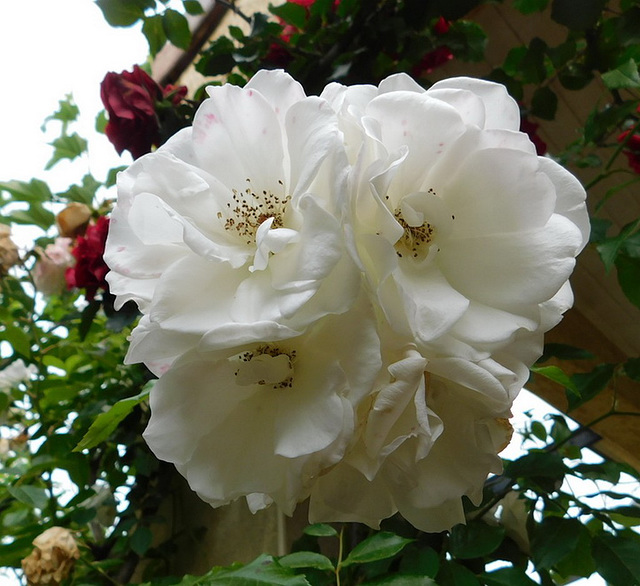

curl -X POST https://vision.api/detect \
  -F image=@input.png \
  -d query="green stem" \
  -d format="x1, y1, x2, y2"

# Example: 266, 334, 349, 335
335, 525, 344, 586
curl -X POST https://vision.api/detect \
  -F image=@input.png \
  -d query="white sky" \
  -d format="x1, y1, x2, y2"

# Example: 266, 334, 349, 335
0, 0, 148, 192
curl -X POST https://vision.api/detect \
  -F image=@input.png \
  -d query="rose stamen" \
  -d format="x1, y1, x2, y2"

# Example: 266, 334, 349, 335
394, 210, 435, 259
233, 343, 297, 389
218, 178, 291, 245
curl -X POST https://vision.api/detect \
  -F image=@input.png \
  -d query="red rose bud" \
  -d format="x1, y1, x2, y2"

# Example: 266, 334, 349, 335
412, 46, 454, 77
65, 216, 110, 300
434, 16, 450, 35
618, 130, 640, 174
100, 66, 187, 159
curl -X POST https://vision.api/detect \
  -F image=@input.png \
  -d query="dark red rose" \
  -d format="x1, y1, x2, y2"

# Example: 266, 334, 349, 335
65, 217, 110, 300
618, 130, 640, 174
412, 17, 453, 78
520, 117, 548, 156
100, 66, 187, 159
433, 16, 450, 35
413, 46, 454, 77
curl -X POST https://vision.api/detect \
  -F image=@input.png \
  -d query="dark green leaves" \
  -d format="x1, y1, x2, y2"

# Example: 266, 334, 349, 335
592, 532, 640, 585
449, 522, 505, 559
95, 0, 154, 27
531, 517, 589, 569
551, 0, 606, 30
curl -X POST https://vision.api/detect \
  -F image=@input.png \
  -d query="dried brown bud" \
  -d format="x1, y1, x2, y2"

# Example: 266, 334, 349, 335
0, 224, 20, 275
56, 203, 92, 238
21, 527, 80, 586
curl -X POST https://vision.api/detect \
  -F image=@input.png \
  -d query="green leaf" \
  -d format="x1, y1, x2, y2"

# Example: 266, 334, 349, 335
106, 165, 127, 188
531, 86, 558, 120
538, 343, 594, 362
42, 95, 79, 132
270, 2, 308, 29
7, 485, 49, 509
482, 566, 538, 586
0, 179, 52, 203
163, 9, 191, 50
303, 523, 338, 537
399, 545, 439, 578
183, 0, 204, 15
59, 174, 101, 205
596, 219, 640, 271
530, 365, 578, 395
436, 560, 481, 586
615, 254, 640, 309
551, 0, 606, 30
74, 388, 150, 452
130, 525, 153, 556
531, 517, 588, 570
204, 554, 311, 585
449, 522, 505, 559
569, 363, 616, 411
143, 14, 167, 56
2, 326, 32, 357
504, 451, 568, 485
623, 357, 640, 381
602, 59, 640, 89
95, 0, 148, 27
196, 36, 236, 76
608, 505, 640, 527
46, 133, 88, 169
95, 109, 108, 134
367, 577, 437, 586
512, 0, 548, 13
342, 532, 413, 566
592, 532, 640, 585
278, 552, 334, 571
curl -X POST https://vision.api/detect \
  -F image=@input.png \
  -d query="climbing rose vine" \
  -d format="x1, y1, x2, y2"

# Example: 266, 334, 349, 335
104, 70, 588, 532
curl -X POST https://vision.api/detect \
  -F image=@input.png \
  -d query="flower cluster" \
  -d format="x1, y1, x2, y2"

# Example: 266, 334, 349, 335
105, 70, 588, 532
618, 128, 640, 174
100, 66, 188, 159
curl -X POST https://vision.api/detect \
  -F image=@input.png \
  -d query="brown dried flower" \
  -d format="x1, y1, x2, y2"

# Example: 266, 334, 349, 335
0, 224, 20, 275
56, 203, 92, 238
21, 527, 80, 586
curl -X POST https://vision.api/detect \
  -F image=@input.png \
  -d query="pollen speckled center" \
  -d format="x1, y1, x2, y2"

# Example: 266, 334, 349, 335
394, 210, 435, 259
218, 179, 291, 245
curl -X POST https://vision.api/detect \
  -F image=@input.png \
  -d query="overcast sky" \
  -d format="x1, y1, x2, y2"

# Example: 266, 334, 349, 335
0, 0, 148, 192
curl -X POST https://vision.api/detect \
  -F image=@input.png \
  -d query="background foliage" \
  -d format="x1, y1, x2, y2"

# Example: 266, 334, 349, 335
1, 0, 640, 584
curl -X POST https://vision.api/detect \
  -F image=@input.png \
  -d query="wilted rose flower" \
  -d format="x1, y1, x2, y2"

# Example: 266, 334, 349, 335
0, 224, 20, 275
100, 65, 187, 159
33, 238, 74, 295
321, 74, 589, 384
618, 129, 640, 174
66, 217, 110, 300
21, 526, 80, 586
105, 70, 359, 374
56, 203, 92, 238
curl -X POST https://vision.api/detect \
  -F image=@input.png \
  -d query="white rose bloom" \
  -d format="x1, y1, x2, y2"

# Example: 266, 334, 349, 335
0, 359, 38, 392
143, 301, 382, 515
322, 74, 589, 377
309, 346, 513, 532
105, 70, 359, 373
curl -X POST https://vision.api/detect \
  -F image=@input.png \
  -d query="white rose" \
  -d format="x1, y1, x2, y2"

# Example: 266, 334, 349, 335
143, 300, 382, 515
322, 74, 589, 379
309, 346, 514, 532
105, 70, 359, 373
